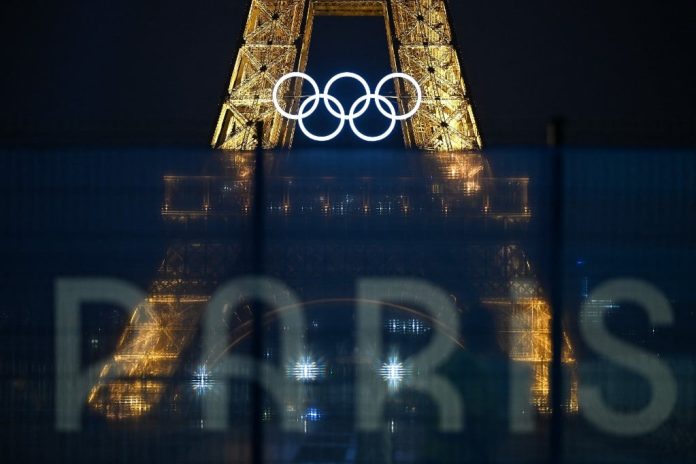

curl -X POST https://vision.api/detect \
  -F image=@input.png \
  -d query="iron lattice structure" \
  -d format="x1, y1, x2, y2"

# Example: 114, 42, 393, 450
211, 0, 482, 151
88, 154, 255, 420
88, 1, 578, 421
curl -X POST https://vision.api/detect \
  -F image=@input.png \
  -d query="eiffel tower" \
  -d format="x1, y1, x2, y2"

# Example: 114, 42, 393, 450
211, 0, 482, 151
88, 0, 578, 423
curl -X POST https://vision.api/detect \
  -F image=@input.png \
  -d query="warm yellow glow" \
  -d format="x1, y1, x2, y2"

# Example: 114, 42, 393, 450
88, 298, 209, 419
428, 152, 485, 194
485, 296, 579, 414
211, 0, 481, 151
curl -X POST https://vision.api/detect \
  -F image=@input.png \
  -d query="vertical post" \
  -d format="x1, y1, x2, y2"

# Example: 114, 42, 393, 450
442, 0, 484, 149
252, 120, 265, 464
281, 0, 312, 148
547, 117, 565, 464
211, 0, 253, 148
385, 0, 416, 148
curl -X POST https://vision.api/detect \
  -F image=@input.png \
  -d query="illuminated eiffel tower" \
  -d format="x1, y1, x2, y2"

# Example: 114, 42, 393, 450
211, 0, 482, 151
88, 0, 577, 421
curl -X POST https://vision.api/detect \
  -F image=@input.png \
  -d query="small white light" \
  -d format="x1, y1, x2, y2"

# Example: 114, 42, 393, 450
193, 365, 213, 393
304, 407, 321, 421
380, 356, 407, 388
291, 357, 321, 382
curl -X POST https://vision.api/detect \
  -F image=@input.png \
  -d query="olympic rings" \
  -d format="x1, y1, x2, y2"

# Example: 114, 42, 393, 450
349, 93, 396, 142
298, 94, 345, 142
272, 72, 422, 142
272, 72, 321, 120
375, 73, 422, 121
323, 72, 371, 120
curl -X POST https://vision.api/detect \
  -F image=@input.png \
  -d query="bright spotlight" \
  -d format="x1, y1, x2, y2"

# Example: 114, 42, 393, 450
291, 357, 321, 382
380, 356, 406, 387
192, 365, 213, 393
304, 407, 321, 422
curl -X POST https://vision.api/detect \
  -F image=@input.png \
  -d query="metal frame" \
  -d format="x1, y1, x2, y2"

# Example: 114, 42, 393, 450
211, 0, 482, 151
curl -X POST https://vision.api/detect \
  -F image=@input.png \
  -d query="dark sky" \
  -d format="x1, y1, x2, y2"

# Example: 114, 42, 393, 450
1, 0, 694, 148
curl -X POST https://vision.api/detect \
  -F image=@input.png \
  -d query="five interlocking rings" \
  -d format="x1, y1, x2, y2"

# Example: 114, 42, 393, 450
272, 72, 422, 142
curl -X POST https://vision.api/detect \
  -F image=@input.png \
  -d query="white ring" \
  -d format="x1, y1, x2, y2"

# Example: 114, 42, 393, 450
298, 94, 346, 142
374, 72, 422, 121
323, 72, 372, 120
272, 72, 321, 120
348, 94, 397, 142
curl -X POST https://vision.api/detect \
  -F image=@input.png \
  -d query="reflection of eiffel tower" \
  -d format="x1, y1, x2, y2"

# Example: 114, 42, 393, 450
88, 0, 577, 421
88, 155, 254, 419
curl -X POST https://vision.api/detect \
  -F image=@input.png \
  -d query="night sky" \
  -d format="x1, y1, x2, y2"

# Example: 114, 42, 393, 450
1, 0, 694, 148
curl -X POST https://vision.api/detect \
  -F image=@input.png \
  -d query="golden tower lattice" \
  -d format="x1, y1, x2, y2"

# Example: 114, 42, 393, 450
211, 0, 482, 151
